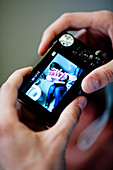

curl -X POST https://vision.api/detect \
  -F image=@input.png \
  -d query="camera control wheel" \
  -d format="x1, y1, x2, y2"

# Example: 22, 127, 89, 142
59, 33, 74, 47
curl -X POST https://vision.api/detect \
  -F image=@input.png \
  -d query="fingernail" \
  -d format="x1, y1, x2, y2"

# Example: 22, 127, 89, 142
76, 96, 87, 111
87, 77, 98, 93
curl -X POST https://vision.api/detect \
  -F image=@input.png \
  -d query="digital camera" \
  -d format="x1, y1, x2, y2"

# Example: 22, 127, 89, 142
18, 32, 112, 126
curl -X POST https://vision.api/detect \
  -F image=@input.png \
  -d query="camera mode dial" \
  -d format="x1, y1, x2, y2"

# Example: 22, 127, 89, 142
59, 34, 74, 47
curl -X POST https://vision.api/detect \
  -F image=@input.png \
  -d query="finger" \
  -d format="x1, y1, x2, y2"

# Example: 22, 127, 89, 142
7, 67, 32, 89
53, 96, 87, 141
82, 60, 113, 93
106, 12, 113, 49
75, 11, 113, 51
74, 29, 88, 44
38, 12, 94, 55
0, 67, 32, 122
38, 11, 113, 56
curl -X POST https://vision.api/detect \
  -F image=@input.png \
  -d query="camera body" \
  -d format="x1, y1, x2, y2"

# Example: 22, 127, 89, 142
18, 32, 111, 126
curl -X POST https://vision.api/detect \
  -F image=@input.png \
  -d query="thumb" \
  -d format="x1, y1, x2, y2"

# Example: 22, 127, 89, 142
54, 96, 87, 140
82, 60, 113, 93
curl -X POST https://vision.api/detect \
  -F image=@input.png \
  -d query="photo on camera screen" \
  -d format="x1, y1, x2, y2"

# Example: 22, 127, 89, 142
25, 53, 83, 112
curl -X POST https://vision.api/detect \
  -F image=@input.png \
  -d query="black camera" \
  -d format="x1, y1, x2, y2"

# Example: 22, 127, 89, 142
18, 32, 111, 126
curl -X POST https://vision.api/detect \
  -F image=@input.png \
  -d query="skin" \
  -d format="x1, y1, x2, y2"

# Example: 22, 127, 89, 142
0, 68, 87, 170
38, 10, 113, 94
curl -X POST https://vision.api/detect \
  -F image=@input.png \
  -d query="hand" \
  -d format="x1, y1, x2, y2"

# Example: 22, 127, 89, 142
16, 101, 47, 131
13, 67, 47, 132
0, 68, 87, 170
38, 10, 113, 93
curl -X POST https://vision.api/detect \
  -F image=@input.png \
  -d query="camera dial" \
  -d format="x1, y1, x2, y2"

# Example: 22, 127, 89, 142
59, 34, 74, 47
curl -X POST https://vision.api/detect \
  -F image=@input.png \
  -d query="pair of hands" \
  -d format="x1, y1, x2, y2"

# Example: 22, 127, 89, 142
0, 10, 113, 170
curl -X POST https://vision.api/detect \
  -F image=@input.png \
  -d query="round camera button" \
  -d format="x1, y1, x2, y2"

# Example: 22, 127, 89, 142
59, 34, 74, 47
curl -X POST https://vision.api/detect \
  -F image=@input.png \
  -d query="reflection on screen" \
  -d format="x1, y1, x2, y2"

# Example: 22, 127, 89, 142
25, 53, 83, 112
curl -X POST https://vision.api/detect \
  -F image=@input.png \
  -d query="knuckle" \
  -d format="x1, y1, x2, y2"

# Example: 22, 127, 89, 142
100, 10, 113, 24
60, 12, 72, 19
43, 29, 48, 36
13, 69, 22, 77
66, 105, 81, 124
104, 10, 113, 23
102, 67, 113, 84
101, 10, 111, 14
99, 10, 113, 17
92, 72, 102, 87
60, 12, 72, 23
92, 65, 113, 88
13, 69, 19, 75
97, 10, 113, 28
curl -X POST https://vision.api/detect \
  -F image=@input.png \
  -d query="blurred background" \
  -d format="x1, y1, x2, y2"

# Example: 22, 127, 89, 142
0, 0, 113, 86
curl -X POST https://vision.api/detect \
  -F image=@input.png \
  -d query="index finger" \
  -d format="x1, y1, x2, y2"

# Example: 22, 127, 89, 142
38, 10, 113, 55
38, 12, 93, 55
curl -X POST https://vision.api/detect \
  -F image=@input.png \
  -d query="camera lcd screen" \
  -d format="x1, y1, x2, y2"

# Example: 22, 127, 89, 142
23, 52, 83, 112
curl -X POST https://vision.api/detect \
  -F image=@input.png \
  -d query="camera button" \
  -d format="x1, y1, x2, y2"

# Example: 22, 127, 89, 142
72, 50, 77, 55
90, 63, 95, 67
